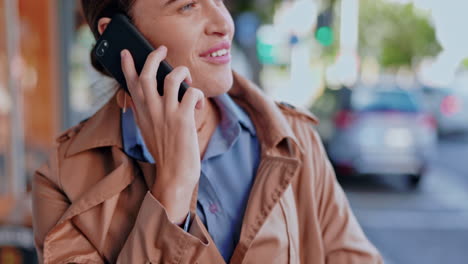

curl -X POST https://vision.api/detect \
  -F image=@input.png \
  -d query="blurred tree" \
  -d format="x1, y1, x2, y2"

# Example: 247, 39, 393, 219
461, 58, 468, 70
359, 0, 441, 68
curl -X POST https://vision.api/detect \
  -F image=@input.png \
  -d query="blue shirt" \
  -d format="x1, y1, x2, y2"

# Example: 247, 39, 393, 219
121, 93, 261, 262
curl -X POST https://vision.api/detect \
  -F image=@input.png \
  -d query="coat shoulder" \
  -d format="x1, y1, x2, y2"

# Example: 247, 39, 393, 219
275, 101, 325, 157
35, 119, 90, 188
55, 119, 89, 144
275, 101, 319, 126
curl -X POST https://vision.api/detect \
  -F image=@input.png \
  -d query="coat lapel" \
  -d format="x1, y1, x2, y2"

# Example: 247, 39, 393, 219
58, 148, 136, 224
58, 95, 136, 223
228, 72, 305, 263
228, 71, 303, 154
65, 95, 123, 158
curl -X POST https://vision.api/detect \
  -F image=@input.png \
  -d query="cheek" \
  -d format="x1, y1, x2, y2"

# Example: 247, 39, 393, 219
165, 38, 195, 66
137, 18, 197, 67
148, 31, 196, 66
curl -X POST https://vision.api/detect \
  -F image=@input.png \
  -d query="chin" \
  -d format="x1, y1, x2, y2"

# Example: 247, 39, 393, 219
196, 69, 233, 98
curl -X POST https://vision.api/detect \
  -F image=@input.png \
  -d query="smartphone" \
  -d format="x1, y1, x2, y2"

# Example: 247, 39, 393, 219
92, 13, 188, 101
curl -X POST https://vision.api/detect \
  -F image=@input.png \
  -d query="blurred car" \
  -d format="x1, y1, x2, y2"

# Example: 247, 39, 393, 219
327, 87, 437, 187
422, 85, 468, 136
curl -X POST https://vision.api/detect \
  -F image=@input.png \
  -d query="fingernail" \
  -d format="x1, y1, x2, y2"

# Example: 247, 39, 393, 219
160, 45, 167, 53
121, 50, 126, 58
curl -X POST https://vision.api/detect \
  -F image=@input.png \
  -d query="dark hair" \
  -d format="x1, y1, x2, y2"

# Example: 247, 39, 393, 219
81, 0, 136, 76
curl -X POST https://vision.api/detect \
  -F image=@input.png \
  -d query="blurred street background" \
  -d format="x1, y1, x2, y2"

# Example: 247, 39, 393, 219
1, 0, 468, 263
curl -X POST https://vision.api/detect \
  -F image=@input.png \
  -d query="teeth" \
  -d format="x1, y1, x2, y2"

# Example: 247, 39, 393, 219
210, 49, 228, 57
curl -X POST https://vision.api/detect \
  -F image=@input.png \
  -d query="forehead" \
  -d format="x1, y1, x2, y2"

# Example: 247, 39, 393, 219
129, 0, 164, 17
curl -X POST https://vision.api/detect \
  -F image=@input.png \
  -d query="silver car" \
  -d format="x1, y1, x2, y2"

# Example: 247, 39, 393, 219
327, 88, 437, 187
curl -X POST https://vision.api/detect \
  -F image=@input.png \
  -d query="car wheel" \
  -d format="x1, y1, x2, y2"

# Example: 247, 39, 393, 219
408, 173, 422, 188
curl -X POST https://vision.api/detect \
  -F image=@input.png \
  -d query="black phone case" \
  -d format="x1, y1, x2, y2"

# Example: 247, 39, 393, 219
92, 13, 188, 101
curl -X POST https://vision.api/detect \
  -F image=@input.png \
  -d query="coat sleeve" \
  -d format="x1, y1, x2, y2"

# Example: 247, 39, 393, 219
32, 149, 210, 264
310, 129, 384, 264
115, 192, 209, 263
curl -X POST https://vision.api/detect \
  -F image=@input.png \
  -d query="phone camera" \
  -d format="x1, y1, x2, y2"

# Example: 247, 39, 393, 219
96, 40, 109, 57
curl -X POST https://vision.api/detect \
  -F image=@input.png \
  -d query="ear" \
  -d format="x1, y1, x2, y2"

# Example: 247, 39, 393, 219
116, 89, 134, 110
97, 17, 112, 35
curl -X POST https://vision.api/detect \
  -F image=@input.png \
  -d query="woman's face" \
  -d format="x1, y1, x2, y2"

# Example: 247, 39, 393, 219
129, 0, 235, 97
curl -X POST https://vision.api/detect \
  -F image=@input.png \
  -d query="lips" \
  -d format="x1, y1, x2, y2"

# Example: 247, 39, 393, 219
199, 41, 231, 58
199, 41, 232, 65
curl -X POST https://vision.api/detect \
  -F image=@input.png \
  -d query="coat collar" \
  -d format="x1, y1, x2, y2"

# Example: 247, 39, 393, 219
229, 71, 302, 155
65, 71, 303, 159
65, 94, 123, 157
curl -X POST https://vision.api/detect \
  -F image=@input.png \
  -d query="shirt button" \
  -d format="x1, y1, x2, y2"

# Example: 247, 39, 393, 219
209, 203, 219, 214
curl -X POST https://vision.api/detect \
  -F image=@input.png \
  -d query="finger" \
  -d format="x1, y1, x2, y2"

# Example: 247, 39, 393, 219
180, 87, 205, 113
120, 50, 139, 97
121, 50, 151, 120
164, 66, 192, 109
140, 46, 167, 99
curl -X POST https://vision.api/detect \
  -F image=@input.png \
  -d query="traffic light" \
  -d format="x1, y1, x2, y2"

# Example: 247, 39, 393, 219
315, 8, 334, 46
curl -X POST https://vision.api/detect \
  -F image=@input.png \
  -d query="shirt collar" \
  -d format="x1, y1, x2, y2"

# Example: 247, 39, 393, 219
213, 93, 256, 136
121, 108, 155, 163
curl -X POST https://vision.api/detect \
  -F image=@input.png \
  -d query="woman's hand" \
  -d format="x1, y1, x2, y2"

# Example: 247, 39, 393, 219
121, 46, 205, 224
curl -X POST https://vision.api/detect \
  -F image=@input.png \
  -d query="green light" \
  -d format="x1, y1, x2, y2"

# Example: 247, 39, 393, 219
316, 26, 334, 46
257, 41, 276, 65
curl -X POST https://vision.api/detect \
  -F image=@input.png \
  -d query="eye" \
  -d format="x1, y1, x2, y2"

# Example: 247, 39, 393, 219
181, 1, 197, 11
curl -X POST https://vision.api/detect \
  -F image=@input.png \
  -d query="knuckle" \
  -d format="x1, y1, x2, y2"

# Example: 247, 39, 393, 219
189, 87, 199, 92
180, 66, 190, 74
163, 67, 192, 91
165, 73, 178, 85
149, 49, 165, 61
173, 66, 190, 76
188, 88, 203, 97
187, 88, 197, 96
195, 89, 204, 97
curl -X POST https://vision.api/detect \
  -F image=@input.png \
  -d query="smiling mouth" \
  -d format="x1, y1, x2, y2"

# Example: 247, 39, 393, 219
207, 48, 229, 58
199, 49, 231, 65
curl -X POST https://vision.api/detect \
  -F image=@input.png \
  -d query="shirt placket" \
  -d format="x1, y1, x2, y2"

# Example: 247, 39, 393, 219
197, 167, 234, 260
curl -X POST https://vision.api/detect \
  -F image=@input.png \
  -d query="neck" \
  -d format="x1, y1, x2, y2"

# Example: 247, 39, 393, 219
195, 97, 219, 134
195, 97, 220, 158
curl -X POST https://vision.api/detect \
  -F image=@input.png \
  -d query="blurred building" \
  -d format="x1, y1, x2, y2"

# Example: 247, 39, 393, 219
0, 0, 115, 200
1, 1, 60, 201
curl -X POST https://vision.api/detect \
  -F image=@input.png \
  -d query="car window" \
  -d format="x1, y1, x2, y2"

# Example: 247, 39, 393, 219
352, 90, 419, 112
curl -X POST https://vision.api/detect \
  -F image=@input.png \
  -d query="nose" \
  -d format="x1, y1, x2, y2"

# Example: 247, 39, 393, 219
204, 1, 232, 37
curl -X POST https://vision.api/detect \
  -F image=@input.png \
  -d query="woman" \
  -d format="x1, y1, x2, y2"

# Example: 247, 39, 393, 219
32, 0, 382, 263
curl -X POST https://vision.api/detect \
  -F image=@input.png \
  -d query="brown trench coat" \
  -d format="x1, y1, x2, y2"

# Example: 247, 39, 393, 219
32, 72, 383, 264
